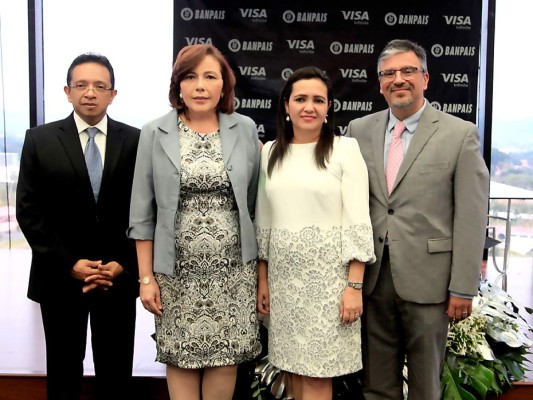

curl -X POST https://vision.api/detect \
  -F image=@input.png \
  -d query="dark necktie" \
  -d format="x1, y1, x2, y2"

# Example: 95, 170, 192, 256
85, 127, 102, 201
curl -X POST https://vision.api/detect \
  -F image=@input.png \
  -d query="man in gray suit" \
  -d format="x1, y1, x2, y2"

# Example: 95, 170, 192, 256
347, 39, 489, 399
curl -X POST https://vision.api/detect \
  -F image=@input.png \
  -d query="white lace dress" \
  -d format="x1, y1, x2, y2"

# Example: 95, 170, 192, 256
255, 136, 376, 377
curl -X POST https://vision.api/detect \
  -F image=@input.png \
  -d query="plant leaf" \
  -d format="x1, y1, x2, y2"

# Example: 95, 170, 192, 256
441, 362, 464, 400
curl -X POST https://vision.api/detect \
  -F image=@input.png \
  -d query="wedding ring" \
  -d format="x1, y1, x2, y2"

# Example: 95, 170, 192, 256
462, 311, 468, 314
355, 313, 359, 318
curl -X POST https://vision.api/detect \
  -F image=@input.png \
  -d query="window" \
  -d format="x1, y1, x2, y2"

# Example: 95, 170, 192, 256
0, 1, 29, 249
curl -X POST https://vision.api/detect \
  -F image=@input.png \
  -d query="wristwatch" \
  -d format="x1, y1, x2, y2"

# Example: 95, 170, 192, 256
140, 276, 154, 285
347, 281, 363, 290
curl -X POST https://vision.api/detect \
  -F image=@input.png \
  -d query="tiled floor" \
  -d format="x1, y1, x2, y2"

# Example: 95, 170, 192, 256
0, 248, 531, 381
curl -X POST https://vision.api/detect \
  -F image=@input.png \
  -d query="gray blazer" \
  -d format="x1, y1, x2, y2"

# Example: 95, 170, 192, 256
347, 104, 489, 303
128, 109, 260, 275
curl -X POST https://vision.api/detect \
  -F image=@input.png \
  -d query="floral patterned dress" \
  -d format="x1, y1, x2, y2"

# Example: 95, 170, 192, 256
154, 118, 261, 368
255, 136, 376, 377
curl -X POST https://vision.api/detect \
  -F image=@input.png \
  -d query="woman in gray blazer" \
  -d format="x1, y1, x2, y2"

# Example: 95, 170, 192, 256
128, 44, 261, 400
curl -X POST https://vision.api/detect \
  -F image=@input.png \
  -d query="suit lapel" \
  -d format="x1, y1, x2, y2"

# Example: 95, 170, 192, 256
158, 110, 181, 172
371, 112, 389, 199
157, 111, 238, 171
101, 117, 124, 190
393, 105, 438, 190
56, 114, 92, 188
219, 112, 238, 164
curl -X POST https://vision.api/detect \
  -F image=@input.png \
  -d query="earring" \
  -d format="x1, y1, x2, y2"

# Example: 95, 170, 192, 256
221, 92, 224, 99
179, 92, 183, 99
286, 115, 290, 121
325, 115, 328, 123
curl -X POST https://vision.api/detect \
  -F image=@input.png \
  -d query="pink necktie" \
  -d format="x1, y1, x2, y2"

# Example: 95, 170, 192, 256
386, 121, 406, 194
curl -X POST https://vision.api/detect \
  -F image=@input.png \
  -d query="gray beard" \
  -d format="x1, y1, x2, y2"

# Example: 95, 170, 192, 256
391, 97, 414, 109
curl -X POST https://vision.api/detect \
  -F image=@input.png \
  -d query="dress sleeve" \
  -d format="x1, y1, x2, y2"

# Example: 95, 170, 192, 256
340, 137, 376, 266
255, 141, 273, 261
128, 123, 156, 240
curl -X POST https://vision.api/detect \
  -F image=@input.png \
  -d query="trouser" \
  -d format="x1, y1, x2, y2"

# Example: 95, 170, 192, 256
40, 288, 136, 400
362, 247, 448, 400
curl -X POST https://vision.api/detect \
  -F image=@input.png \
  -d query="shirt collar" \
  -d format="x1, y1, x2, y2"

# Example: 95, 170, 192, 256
387, 99, 427, 134
73, 112, 108, 136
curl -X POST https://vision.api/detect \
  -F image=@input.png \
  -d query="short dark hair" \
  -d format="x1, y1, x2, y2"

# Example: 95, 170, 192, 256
377, 39, 428, 74
169, 44, 236, 116
268, 66, 336, 177
66, 53, 115, 88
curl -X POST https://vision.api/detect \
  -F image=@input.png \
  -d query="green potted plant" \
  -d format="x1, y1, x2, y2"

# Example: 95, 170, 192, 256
441, 281, 533, 399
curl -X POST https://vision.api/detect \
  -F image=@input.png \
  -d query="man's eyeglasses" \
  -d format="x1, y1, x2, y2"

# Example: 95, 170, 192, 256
378, 67, 424, 82
69, 83, 113, 93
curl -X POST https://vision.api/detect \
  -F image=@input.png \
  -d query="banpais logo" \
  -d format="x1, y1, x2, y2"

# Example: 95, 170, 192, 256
239, 8, 268, 22
443, 15, 472, 30
330, 42, 374, 55
432, 44, 476, 57
341, 10, 370, 25
281, 68, 293, 81
283, 10, 327, 23
228, 39, 273, 53
441, 73, 469, 88
431, 101, 473, 114
337, 100, 373, 112
180, 7, 225, 20
233, 97, 272, 110
238, 66, 267, 80
384, 12, 429, 26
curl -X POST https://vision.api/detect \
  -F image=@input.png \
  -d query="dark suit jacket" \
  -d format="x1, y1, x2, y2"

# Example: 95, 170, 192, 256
16, 113, 140, 303
347, 104, 489, 303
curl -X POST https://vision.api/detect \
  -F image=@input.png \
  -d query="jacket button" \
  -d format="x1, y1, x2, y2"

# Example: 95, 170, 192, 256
378, 236, 384, 243
227, 165, 233, 171
388, 209, 394, 215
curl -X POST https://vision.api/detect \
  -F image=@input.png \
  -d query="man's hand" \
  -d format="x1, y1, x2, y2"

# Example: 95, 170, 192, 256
74, 260, 125, 293
447, 295, 473, 322
70, 259, 103, 281
82, 261, 124, 293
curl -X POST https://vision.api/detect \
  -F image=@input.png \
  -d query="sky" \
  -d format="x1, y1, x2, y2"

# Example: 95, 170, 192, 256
492, 1, 533, 121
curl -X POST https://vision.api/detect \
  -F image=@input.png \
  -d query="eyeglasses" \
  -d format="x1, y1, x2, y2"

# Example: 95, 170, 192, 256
69, 83, 113, 93
378, 67, 424, 82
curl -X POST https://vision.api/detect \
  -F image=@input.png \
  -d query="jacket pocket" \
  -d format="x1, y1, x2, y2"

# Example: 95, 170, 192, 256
419, 161, 449, 173
427, 238, 452, 253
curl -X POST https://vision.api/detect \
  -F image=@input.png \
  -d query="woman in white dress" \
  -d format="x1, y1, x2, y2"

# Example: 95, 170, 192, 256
256, 67, 376, 400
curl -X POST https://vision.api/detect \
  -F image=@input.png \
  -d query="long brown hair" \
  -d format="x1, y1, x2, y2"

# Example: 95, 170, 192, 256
267, 66, 336, 177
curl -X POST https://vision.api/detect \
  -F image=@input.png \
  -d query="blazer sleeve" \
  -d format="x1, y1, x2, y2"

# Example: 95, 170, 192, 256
449, 123, 489, 295
128, 123, 157, 240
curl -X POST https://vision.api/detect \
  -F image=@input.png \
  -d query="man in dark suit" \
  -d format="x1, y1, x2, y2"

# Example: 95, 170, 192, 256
347, 40, 489, 399
16, 53, 140, 400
